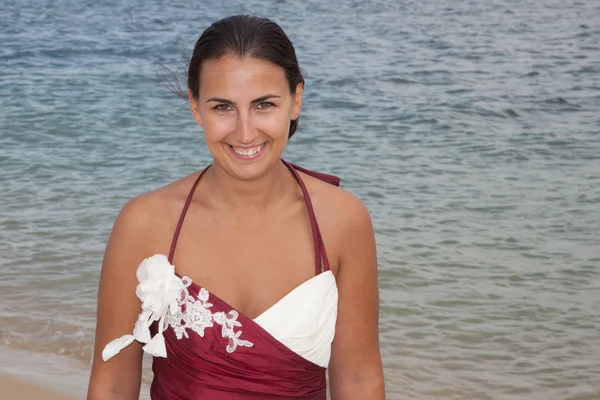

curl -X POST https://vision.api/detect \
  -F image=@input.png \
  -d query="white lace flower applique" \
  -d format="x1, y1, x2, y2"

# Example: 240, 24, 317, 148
213, 310, 254, 353
102, 254, 253, 362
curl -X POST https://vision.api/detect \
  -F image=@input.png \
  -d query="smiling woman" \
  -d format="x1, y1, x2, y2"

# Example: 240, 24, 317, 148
87, 15, 385, 400
190, 56, 301, 181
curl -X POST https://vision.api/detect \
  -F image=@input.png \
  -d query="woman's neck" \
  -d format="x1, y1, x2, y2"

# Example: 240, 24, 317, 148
203, 159, 294, 215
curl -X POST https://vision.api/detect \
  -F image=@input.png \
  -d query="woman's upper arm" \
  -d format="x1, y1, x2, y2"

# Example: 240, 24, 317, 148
328, 194, 385, 399
87, 196, 155, 400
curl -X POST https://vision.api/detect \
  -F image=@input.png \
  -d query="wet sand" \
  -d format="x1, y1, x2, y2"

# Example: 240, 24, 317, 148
0, 375, 76, 400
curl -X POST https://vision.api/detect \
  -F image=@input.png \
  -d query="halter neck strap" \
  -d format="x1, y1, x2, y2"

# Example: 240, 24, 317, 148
168, 160, 338, 275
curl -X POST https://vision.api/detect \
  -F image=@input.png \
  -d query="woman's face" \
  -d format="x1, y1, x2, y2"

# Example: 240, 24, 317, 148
189, 56, 302, 181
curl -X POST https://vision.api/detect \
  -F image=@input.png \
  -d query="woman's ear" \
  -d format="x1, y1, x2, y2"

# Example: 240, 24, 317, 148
291, 83, 303, 120
188, 89, 203, 126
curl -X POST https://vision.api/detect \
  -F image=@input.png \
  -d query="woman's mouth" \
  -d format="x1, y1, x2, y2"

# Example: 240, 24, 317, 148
228, 143, 266, 160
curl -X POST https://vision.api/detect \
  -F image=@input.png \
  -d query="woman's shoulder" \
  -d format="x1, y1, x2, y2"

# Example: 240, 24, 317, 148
121, 171, 199, 217
109, 170, 204, 251
298, 169, 373, 236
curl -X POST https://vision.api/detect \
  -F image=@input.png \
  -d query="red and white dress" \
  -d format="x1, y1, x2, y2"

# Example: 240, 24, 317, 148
103, 160, 340, 399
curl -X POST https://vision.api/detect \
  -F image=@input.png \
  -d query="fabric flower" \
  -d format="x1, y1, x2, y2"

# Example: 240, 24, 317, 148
102, 254, 253, 362
103, 255, 183, 361
136, 254, 185, 318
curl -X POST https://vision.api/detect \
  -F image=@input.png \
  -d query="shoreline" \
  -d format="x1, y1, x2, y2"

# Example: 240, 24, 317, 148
0, 345, 90, 399
0, 375, 77, 400
0, 345, 152, 399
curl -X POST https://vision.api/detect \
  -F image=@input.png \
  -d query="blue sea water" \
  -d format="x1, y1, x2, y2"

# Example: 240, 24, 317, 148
1, 0, 600, 398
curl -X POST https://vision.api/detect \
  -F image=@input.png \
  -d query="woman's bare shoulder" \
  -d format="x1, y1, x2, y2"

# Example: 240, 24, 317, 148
110, 170, 203, 252
299, 170, 373, 240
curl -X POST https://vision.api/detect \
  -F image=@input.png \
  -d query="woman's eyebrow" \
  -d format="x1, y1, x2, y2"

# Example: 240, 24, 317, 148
206, 94, 281, 105
206, 97, 233, 104
251, 94, 281, 104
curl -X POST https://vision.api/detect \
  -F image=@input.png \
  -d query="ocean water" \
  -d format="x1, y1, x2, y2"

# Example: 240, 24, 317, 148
1, 0, 600, 398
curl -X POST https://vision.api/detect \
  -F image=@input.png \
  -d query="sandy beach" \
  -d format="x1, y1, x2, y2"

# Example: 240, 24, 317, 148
0, 375, 76, 400
0, 346, 152, 400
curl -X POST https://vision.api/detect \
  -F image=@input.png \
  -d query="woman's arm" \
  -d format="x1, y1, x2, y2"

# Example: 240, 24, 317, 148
87, 197, 154, 400
328, 195, 385, 399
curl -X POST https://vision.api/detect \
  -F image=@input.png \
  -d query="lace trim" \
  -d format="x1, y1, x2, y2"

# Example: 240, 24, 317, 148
101, 254, 253, 362
166, 277, 254, 353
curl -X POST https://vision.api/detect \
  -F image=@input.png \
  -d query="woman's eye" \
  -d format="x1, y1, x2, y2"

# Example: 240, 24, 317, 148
256, 102, 274, 109
214, 104, 232, 111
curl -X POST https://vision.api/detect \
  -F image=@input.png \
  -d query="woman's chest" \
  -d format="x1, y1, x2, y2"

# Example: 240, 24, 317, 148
164, 212, 339, 320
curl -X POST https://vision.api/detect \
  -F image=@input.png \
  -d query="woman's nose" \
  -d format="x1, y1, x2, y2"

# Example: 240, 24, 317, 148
233, 114, 258, 144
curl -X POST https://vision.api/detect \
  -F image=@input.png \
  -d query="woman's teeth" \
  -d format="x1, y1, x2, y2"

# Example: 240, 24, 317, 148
232, 144, 263, 156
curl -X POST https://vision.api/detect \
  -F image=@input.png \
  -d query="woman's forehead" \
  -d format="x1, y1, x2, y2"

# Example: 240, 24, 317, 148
199, 56, 288, 99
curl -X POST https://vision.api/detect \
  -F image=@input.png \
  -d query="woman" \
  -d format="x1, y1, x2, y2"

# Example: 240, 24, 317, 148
87, 15, 384, 400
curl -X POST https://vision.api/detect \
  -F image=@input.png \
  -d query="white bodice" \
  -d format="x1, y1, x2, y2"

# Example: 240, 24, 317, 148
254, 270, 338, 367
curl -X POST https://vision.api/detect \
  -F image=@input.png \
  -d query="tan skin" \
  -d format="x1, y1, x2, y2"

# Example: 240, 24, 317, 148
87, 56, 384, 399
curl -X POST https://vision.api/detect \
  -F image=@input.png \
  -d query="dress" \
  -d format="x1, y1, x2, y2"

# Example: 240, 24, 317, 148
102, 160, 340, 399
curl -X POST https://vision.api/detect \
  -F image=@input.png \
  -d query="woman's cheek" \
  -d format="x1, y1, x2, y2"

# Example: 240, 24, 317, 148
204, 117, 235, 141
257, 112, 289, 138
